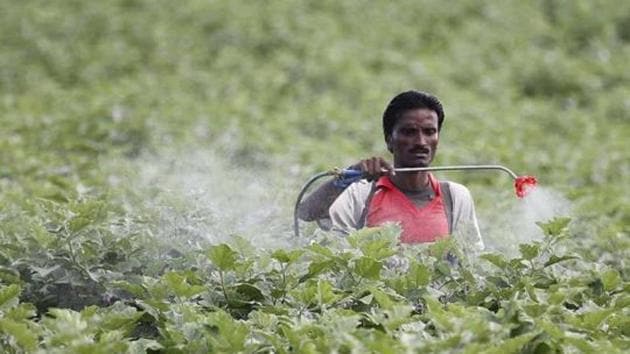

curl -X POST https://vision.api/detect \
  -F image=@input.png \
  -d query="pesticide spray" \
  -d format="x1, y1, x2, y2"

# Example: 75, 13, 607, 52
108, 148, 300, 251
480, 184, 572, 255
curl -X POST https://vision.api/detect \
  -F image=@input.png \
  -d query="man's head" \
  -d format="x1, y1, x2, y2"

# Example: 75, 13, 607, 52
382, 91, 445, 167
382, 90, 445, 140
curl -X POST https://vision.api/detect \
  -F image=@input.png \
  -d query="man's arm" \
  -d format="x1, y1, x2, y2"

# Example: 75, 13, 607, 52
297, 157, 394, 222
296, 179, 345, 221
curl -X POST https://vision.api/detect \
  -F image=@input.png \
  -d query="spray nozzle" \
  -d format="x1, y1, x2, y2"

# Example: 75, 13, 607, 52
514, 175, 537, 198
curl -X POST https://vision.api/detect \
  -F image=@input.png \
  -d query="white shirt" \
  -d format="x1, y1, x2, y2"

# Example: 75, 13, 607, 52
329, 179, 484, 251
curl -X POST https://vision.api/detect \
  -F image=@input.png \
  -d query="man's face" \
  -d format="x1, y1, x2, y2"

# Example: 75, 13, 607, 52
386, 108, 439, 168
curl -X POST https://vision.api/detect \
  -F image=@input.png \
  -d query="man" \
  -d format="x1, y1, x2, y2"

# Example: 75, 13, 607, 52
298, 90, 483, 250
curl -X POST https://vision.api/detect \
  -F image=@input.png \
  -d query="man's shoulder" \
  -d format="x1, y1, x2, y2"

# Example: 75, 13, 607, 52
328, 180, 374, 231
341, 180, 374, 201
441, 180, 473, 201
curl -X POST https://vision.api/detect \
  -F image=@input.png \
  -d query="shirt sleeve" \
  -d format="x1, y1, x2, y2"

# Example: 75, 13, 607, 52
328, 181, 372, 235
447, 182, 485, 252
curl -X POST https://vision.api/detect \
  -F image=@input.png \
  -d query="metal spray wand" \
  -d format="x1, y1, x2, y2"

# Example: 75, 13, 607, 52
293, 164, 537, 237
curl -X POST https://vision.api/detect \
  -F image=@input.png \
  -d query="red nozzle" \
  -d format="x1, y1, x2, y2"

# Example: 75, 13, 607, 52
514, 176, 537, 198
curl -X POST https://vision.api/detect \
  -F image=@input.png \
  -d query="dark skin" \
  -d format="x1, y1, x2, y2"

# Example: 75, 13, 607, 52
297, 108, 440, 221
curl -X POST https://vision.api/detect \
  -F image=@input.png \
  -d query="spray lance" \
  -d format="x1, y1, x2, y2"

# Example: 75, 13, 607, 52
293, 164, 537, 237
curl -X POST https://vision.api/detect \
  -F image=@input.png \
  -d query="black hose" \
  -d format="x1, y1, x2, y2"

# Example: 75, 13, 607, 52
293, 171, 335, 238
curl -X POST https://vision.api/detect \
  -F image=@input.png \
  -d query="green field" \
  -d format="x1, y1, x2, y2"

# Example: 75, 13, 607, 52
1, 0, 628, 352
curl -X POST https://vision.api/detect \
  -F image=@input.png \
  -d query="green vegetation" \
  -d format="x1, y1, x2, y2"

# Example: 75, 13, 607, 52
0, 0, 628, 352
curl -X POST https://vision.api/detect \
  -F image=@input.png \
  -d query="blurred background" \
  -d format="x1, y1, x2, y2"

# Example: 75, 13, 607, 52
1, 0, 628, 260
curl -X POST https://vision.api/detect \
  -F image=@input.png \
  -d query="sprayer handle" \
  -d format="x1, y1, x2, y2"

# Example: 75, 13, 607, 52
339, 169, 364, 178
332, 168, 365, 188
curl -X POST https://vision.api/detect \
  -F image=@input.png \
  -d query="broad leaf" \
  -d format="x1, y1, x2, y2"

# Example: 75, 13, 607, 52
519, 243, 540, 261
536, 217, 571, 238
0, 284, 21, 310
271, 249, 304, 264
207, 244, 238, 271
601, 269, 621, 292
480, 253, 508, 269
0, 318, 38, 351
354, 256, 382, 280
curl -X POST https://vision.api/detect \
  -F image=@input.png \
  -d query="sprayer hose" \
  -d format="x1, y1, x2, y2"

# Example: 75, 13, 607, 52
293, 171, 335, 238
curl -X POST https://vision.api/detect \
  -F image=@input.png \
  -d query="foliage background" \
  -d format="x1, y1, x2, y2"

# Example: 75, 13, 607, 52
0, 0, 628, 352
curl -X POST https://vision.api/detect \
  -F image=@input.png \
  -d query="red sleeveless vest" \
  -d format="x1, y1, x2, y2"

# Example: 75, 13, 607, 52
366, 174, 449, 244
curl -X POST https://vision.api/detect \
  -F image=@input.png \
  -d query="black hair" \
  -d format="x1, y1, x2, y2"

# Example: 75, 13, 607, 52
382, 90, 445, 139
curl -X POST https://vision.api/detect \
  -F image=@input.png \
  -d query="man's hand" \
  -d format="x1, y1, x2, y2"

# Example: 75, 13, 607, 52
350, 157, 395, 181
297, 157, 394, 222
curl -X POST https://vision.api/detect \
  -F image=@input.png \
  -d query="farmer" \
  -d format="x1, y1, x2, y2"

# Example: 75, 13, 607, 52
298, 90, 483, 250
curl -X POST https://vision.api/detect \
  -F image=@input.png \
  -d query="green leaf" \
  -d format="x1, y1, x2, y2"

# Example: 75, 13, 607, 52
537, 319, 564, 340
207, 244, 238, 271
423, 296, 452, 331
435, 261, 451, 277
206, 310, 250, 352
523, 304, 546, 317
480, 253, 508, 269
543, 254, 579, 268
486, 275, 511, 288
428, 238, 456, 259
563, 337, 595, 352
0, 266, 21, 285
232, 283, 265, 302
407, 262, 430, 288
536, 217, 571, 238
307, 243, 334, 257
162, 271, 206, 298
347, 227, 398, 260
5, 303, 37, 322
127, 338, 164, 352
302, 259, 336, 282
525, 282, 539, 303
601, 268, 621, 292
358, 293, 374, 305
95, 304, 144, 335
0, 284, 21, 310
316, 279, 338, 306
485, 333, 537, 354
295, 279, 338, 307
229, 235, 256, 256
354, 256, 382, 280
581, 308, 615, 330
111, 280, 147, 297
382, 305, 413, 331
614, 295, 630, 310
0, 318, 38, 351
68, 199, 106, 233
347, 226, 382, 246
271, 249, 304, 264
362, 239, 397, 260
370, 287, 394, 310
31, 264, 61, 278
519, 243, 540, 261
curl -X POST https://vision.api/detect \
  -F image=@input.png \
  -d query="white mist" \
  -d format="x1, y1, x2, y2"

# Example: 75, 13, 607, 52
109, 148, 301, 251
477, 185, 572, 256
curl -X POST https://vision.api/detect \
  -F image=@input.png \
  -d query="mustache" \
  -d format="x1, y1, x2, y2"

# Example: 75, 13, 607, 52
409, 147, 430, 154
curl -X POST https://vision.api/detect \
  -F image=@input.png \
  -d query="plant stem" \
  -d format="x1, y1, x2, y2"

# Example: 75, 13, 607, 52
219, 270, 230, 305
280, 263, 287, 303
